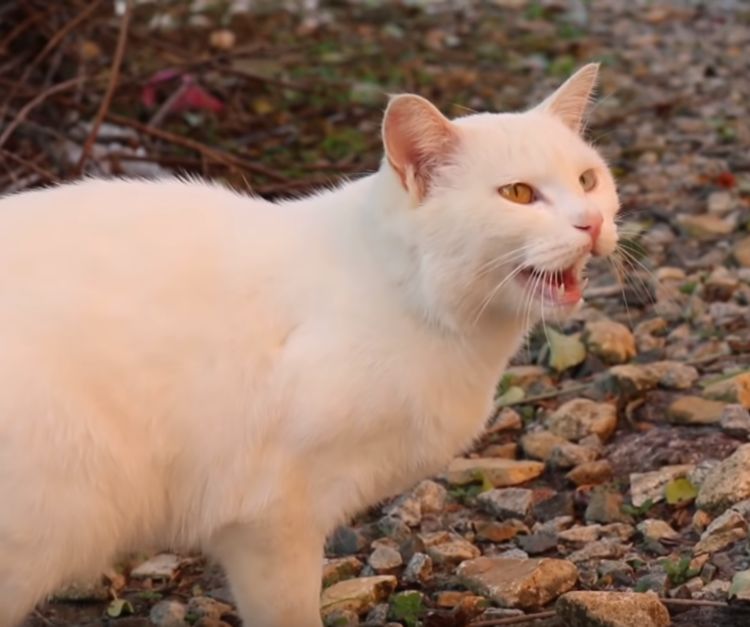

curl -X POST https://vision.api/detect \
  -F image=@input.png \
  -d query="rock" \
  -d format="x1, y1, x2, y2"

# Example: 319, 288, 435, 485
546, 399, 617, 442
707, 190, 734, 214
402, 552, 432, 584
567, 460, 614, 486
696, 579, 730, 601
704, 374, 750, 409
556, 590, 670, 627
419, 531, 480, 565
667, 396, 726, 424
729, 569, 750, 602
492, 408, 523, 431
368, 545, 402, 574
633, 318, 667, 353
457, 557, 578, 609
478, 488, 533, 520
328, 526, 369, 556
324, 609, 359, 627
637, 519, 680, 542
720, 404, 750, 437
597, 560, 635, 586
609, 361, 698, 394
734, 236, 750, 267
323, 557, 364, 588
52, 579, 110, 602
585, 489, 630, 524
131, 553, 184, 579
475, 519, 529, 542
377, 516, 412, 542
531, 491, 575, 521
567, 539, 628, 564
518, 532, 558, 555
481, 442, 518, 458
696, 444, 750, 512
584, 319, 637, 364
600, 523, 635, 542
320, 576, 397, 619
704, 267, 739, 301
504, 365, 548, 388
548, 441, 599, 469
149, 601, 187, 627
364, 603, 389, 624
383, 479, 447, 527
694, 508, 748, 555
186, 597, 233, 620
445, 457, 544, 487
677, 213, 735, 238
558, 525, 603, 546
630, 464, 694, 507
521, 430, 569, 461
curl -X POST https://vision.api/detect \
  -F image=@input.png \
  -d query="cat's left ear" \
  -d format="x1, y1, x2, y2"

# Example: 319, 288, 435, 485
536, 63, 599, 134
382, 94, 458, 203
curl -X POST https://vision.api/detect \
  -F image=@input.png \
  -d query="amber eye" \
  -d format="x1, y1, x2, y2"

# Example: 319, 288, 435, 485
579, 168, 597, 192
498, 182, 535, 204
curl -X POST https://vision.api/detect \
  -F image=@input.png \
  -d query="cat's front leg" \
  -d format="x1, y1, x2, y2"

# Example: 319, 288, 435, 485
208, 515, 325, 627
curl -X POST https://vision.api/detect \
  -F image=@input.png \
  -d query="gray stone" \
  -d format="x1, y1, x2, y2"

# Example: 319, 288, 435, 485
457, 557, 578, 609
477, 488, 533, 520
696, 444, 750, 512
694, 508, 748, 555
707, 191, 734, 214
546, 399, 617, 442
585, 489, 630, 524
186, 597, 233, 620
364, 603, 389, 624
720, 404, 750, 437
629, 464, 694, 507
149, 601, 187, 627
324, 609, 360, 627
328, 526, 369, 556
556, 590, 670, 627
367, 545, 402, 574
558, 525, 603, 546
402, 552, 432, 584
549, 441, 599, 469
637, 519, 679, 542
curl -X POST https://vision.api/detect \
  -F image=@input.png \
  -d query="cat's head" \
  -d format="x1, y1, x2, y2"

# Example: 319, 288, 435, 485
382, 64, 619, 326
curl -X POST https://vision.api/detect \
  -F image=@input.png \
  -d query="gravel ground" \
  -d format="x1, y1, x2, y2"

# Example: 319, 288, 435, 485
8, 0, 750, 625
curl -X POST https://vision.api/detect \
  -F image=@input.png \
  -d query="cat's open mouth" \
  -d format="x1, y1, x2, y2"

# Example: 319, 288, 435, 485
517, 263, 585, 306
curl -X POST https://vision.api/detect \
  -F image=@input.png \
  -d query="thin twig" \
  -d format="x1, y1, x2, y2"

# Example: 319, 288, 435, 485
74, 0, 132, 176
0, 76, 87, 149
105, 112, 291, 183
0, 1, 101, 118
0, 148, 59, 183
660, 598, 730, 609
469, 610, 556, 626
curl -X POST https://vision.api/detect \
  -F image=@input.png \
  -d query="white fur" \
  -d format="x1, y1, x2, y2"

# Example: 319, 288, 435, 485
0, 66, 618, 626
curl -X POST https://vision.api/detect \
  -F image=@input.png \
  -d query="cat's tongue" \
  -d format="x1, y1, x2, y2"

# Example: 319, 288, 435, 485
532, 266, 582, 305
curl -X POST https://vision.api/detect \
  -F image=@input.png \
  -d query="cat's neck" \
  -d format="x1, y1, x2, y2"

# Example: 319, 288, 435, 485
289, 164, 529, 351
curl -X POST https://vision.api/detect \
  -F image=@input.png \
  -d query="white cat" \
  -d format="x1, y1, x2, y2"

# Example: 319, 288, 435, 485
0, 64, 618, 626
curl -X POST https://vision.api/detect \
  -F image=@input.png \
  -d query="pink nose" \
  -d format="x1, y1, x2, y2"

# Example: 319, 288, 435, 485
574, 213, 603, 251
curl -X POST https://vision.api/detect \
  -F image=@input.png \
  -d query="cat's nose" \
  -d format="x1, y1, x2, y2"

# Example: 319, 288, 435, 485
574, 212, 603, 252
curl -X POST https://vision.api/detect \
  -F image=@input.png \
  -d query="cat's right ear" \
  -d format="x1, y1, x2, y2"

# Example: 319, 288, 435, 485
382, 94, 458, 204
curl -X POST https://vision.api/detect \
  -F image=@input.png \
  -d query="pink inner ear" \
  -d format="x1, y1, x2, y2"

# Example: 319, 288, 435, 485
383, 95, 457, 200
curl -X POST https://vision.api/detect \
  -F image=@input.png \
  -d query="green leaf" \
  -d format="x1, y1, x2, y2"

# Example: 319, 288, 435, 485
389, 591, 424, 627
547, 328, 587, 372
496, 385, 525, 407
106, 598, 134, 618
664, 477, 698, 505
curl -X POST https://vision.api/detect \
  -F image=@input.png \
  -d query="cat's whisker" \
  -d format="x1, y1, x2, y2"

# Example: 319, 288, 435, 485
470, 263, 527, 326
